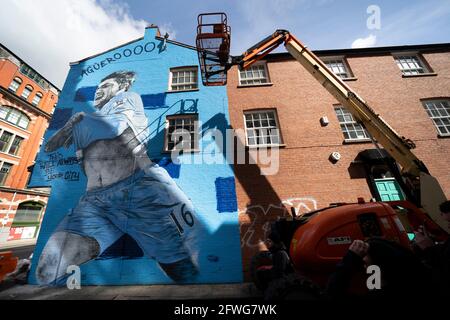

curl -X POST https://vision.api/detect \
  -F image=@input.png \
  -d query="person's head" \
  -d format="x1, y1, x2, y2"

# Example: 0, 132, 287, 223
266, 231, 284, 251
439, 200, 450, 225
94, 71, 136, 109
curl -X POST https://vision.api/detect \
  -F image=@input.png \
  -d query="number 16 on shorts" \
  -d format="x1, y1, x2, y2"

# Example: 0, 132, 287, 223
170, 203, 195, 235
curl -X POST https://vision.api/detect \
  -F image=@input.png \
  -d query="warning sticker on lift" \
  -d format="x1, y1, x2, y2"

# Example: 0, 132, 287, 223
327, 236, 352, 245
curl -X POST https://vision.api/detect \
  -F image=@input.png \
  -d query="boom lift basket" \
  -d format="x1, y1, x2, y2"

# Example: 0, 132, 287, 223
196, 13, 231, 86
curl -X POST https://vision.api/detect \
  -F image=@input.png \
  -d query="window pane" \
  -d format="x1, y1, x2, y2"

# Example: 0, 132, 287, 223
18, 116, 29, 129
0, 162, 13, 186
22, 87, 32, 99
0, 106, 9, 119
335, 106, 369, 140
244, 111, 280, 146
324, 59, 349, 79
170, 68, 198, 91
239, 63, 269, 85
13, 203, 43, 223
8, 136, 24, 156
8, 79, 21, 92
395, 55, 428, 75
7, 110, 20, 125
422, 100, 450, 136
166, 115, 198, 151
31, 92, 42, 106
0, 131, 13, 152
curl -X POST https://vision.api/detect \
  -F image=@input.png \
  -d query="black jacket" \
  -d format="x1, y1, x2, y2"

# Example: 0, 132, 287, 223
419, 238, 450, 296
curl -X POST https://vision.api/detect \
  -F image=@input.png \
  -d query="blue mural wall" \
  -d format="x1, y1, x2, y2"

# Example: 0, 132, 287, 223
28, 27, 242, 285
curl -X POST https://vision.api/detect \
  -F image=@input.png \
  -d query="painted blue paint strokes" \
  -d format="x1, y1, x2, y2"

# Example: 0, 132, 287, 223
29, 26, 243, 286
48, 108, 73, 130
215, 177, 238, 213
158, 157, 181, 179
142, 93, 167, 109
207, 255, 219, 263
74, 86, 97, 102
74, 87, 167, 110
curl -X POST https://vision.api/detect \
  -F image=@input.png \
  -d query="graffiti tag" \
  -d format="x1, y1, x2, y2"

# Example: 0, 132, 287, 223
239, 197, 318, 249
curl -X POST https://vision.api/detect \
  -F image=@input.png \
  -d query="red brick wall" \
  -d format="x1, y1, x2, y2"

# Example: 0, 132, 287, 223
0, 190, 48, 230
0, 59, 57, 190
227, 49, 450, 279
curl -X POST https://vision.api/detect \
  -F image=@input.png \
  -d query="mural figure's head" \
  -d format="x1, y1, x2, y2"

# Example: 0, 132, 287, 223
94, 71, 136, 109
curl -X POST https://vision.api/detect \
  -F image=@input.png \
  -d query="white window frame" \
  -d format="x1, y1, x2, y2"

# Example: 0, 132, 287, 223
168, 67, 199, 92
393, 53, 430, 75
8, 77, 22, 93
334, 106, 371, 142
164, 114, 199, 152
243, 109, 282, 147
21, 85, 33, 100
238, 62, 270, 86
0, 106, 31, 130
0, 128, 25, 156
422, 99, 450, 136
32, 92, 43, 106
321, 56, 353, 79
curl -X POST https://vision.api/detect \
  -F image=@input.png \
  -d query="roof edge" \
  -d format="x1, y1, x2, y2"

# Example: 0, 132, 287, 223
265, 42, 450, 60
0, 42, 61, 91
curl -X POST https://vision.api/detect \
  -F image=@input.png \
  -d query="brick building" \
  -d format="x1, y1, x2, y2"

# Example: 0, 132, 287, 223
226, 43, 450, 279
0, 44, 59, 246
28, 27, 243, 285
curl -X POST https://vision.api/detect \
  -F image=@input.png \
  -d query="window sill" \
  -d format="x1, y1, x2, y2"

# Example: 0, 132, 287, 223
343, 139, 372, 145
237, 83, 273, 88
166, 89, 199, 94
246, 144, 286, 150
0, 151, 21, 159
437, 134, 450, 139
342, 77, 358, 81
0, 119, 31, 134
402, 73, 437, 78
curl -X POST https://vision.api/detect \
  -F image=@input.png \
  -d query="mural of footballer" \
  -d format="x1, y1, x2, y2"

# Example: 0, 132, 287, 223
36, 71, 199, 284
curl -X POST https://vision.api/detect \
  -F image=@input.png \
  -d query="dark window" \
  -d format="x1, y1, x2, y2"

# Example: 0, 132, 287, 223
165, 114, 199, 151
9, 136, 24, 156
0, 162, 13, 186
0, 131, 13, 152
12, 202, 44, 225
20, 64, 48, 88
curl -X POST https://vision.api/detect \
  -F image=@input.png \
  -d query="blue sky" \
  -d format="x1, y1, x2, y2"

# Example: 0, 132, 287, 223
1, 0, 449, 87
123, 0, 450, 51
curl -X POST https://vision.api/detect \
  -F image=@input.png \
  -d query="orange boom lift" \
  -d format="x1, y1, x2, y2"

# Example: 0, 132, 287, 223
196, 13, 448, 298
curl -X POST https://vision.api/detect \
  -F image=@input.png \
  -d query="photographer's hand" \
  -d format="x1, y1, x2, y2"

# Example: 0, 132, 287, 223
414, 225, 434, 250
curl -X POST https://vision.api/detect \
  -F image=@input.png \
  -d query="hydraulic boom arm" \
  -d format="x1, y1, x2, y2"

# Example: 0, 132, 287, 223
196, 16, 448, 233
236, 30, 427, 177
237, 30, 449, 232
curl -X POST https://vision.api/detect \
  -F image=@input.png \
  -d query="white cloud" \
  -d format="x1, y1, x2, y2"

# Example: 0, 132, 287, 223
351, 34, 377, 48
0, 0, 148, 88
159, 23, 177, 40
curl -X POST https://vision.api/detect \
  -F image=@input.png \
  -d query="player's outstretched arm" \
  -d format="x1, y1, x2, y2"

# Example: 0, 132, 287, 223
45, 112, 85, 152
